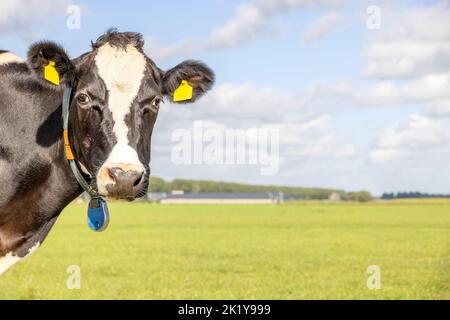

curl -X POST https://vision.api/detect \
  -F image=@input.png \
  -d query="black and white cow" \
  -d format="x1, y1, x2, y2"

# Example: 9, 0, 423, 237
0, 30, 214, 274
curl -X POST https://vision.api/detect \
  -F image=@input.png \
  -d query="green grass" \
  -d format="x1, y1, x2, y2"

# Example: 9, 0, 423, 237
0, 202, 449, 299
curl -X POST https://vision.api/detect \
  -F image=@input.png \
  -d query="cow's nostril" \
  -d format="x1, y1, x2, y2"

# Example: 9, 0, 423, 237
106, 167, 143, 187
103, 165, 146, 199
133, 172, 144, 187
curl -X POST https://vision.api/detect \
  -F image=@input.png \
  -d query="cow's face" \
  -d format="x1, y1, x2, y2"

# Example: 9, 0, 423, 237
27, 31, 214, 200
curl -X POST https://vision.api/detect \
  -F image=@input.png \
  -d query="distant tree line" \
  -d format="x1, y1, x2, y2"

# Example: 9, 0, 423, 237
345, 191, 373, 202
381, 192, 450, 199
149, 177, 373, 201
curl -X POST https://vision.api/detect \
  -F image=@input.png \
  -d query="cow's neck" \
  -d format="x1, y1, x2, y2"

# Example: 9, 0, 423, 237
0, 87, 83, 259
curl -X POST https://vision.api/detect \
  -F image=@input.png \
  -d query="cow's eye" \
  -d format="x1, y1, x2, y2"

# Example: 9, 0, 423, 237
143, 96, 162, 115
77, 94, 90, 105
152, 96, 162, 108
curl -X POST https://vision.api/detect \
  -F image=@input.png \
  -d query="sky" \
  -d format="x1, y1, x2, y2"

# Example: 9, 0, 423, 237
1, 0, 450, 195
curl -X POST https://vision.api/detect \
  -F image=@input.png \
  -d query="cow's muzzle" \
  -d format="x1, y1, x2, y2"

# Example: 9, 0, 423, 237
97, 163, 147, 200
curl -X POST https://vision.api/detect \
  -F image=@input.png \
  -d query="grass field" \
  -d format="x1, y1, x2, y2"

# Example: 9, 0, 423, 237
0, 202, 449, 299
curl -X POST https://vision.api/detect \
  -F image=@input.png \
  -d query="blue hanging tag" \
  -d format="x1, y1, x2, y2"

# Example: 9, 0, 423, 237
87, 197, 110, 232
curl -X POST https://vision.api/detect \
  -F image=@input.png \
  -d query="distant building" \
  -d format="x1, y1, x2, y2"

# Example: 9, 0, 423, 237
160, 193, 280, 205
147, 192, 168, 202
328, 192, 342, 202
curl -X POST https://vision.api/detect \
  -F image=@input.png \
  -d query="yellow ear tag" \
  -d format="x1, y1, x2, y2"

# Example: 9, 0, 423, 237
173, 80, 193, 102
44, 61, 60, 85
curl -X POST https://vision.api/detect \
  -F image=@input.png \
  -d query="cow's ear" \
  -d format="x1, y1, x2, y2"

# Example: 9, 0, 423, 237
162, 60, 214, 103
27, 41, 76, 88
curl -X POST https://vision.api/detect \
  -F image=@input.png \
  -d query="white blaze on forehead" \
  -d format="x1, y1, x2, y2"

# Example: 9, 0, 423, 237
0, 242, 40, 276
95, 44, 146, 167
0, 52, 23, 65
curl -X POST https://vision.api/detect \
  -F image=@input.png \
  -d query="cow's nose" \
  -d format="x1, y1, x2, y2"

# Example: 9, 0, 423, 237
98, 163, 147, 200
108, 167, 144, 188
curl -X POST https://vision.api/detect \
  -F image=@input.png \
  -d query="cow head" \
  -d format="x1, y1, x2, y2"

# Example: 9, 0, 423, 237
27, 30, 214, 200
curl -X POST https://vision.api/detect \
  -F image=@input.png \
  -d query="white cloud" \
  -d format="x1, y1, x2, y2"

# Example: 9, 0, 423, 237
255, 0, 348, 14
155, 82, 289, 139
150, 80, 357, 190
146, 37, 201, 62
279, 115, 358, 158
208, 0, 348, 49
427, 99, 450, 117
284, 133, 358, 158
207, 3, 266, 49
172, 81, 356, 127
149, 0, 349, 60
369, 114, 450, 164
364, 41, 450, 79
356, 73, 450, 106
303, 11, 343, 43
363, 3, 450, 175
377, 115, 450, 149
363, 2, 450, 79
147, 2, 450, 193
367, 148, 400, 164
286, 2, 449, 114
153, 82, 356, 166
0, 0, 71, 35
354, 3, 450, 108
194, 82, 293, 124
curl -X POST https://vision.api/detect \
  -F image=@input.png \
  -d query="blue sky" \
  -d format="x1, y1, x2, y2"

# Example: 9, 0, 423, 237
1, 0, 450, 194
